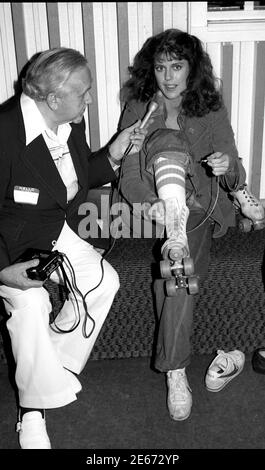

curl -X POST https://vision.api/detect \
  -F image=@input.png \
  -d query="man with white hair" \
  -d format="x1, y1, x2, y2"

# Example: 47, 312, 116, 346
0, 47, 147, 449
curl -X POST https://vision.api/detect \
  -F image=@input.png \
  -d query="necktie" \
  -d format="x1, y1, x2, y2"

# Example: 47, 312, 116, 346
43, 127, 79, 202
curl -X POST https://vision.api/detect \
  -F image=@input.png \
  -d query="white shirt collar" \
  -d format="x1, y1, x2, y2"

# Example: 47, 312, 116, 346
20, 92, 71, 146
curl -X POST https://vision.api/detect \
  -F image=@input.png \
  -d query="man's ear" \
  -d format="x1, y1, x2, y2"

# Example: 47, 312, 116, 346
46, 92, 59, 110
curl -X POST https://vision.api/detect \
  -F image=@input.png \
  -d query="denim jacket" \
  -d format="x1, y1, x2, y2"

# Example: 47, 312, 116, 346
117, 99, 246, 238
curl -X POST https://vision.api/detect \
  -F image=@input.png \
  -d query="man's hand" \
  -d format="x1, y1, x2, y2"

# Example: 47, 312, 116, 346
109, 120, 149, 164
205, 152, 231, 176
0, 259, 43, 290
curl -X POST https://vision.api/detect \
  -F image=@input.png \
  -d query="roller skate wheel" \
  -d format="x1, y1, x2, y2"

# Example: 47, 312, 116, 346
165, 278, 178, 296
183, 257, 194, 276
187, 276, 199, 295
160, 259, 173, 279
252, 219, 265, 231
238, 218, 252, 232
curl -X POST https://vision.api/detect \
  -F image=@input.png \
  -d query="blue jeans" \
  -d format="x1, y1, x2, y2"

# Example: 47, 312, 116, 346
153, 210, 214, 372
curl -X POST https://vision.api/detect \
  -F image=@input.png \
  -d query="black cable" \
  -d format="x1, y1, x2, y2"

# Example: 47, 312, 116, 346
49, 258, 81, 335
187, 176, 220, 233
49, 253, 105, 339
61, 253, 103, 339
102, 155, 125, 259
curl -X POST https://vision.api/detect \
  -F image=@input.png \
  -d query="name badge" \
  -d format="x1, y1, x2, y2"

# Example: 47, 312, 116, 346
14, 186, 40, 205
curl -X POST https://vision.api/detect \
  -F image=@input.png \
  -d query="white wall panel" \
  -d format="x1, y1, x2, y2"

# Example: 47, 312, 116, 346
127, 2, 153, 67
92, 3, 109, 146
93, 2, 120, 146
172, 2, 188, 31
163, 2, 173, 30
206, 42, 222, 83
127, 2, 140, 66
22, 3, 49, 57
259, 102, 265, 199
100, 2, 120, 144
137, 2, 153, 50
57, 2, 84, 53
0, 31, 7, 103
0, 3, 17, 101
163, 2, 189, 31
230, 42, 241, 145
237, 42, 256, 184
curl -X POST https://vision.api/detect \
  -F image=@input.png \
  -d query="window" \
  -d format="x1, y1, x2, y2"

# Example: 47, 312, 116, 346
208, 1, 265, 10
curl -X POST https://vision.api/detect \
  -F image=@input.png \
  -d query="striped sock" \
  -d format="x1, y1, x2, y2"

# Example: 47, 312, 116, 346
154, 156, 186, 207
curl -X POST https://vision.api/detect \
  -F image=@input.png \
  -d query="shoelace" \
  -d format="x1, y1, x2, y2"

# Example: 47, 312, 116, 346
235, 183, 260, 207
215, 352, 236, 375
169, 372, 190, 403
167, 206, 188, 236
163, 207, 190, 260
241, 189, 259, 206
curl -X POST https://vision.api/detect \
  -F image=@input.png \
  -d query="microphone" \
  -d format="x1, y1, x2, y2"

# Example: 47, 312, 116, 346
124, 99, 159, 156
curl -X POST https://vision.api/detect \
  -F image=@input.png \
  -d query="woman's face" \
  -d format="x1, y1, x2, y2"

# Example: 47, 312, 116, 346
154, 54, 190, 102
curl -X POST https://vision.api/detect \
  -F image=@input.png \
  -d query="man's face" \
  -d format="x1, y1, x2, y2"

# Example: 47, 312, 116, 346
55, 66, 93, 124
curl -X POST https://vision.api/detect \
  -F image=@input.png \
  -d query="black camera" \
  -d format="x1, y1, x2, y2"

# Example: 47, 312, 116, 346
17, 248, 64, 281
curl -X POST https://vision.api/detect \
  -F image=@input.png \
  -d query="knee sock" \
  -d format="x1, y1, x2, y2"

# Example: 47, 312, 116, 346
154, 155, 188, 240
154, 155, 186, 207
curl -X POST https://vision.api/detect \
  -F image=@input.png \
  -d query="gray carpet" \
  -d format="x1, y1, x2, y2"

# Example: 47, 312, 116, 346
1, 354, 265, 451
91, 226, 265, 358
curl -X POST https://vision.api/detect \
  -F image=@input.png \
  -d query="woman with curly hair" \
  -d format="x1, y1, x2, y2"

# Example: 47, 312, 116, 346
117, 29, 263, 421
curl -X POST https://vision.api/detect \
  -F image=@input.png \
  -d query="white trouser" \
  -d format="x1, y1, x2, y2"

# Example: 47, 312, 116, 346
0, 222, 119, 409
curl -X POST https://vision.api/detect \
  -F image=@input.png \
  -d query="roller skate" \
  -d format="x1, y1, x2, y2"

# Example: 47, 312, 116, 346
160, 200, 199, 296
231, 184, 265, 232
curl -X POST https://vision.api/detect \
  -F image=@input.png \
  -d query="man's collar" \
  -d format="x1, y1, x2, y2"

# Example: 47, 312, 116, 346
20, 93, 71, 146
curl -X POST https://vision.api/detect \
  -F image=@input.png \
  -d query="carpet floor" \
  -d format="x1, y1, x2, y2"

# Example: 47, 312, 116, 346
1, 354, 265, 453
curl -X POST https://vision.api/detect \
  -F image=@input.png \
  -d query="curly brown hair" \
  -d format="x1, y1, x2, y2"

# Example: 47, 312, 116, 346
120, 29, 223, 118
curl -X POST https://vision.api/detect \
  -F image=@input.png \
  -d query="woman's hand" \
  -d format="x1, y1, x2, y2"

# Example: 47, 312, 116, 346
205, 152, 231, 176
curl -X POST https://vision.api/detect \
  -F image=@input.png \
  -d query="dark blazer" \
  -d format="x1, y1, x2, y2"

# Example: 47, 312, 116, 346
0, 96, 116, 271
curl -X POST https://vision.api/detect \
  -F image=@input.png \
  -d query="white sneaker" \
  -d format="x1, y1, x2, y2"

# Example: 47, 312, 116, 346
167, 368, 192, 421
16, 411, 51, 449
205, 349, 245, 392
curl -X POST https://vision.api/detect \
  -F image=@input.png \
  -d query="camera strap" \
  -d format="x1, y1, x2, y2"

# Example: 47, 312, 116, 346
59, 262, 71, 301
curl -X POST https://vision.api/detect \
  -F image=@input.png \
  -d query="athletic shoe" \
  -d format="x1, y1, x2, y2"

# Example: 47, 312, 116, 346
16, 411, 51, 449
252, 348, 265, 374
205, 349, 245, 392
167, 368, 192, 421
